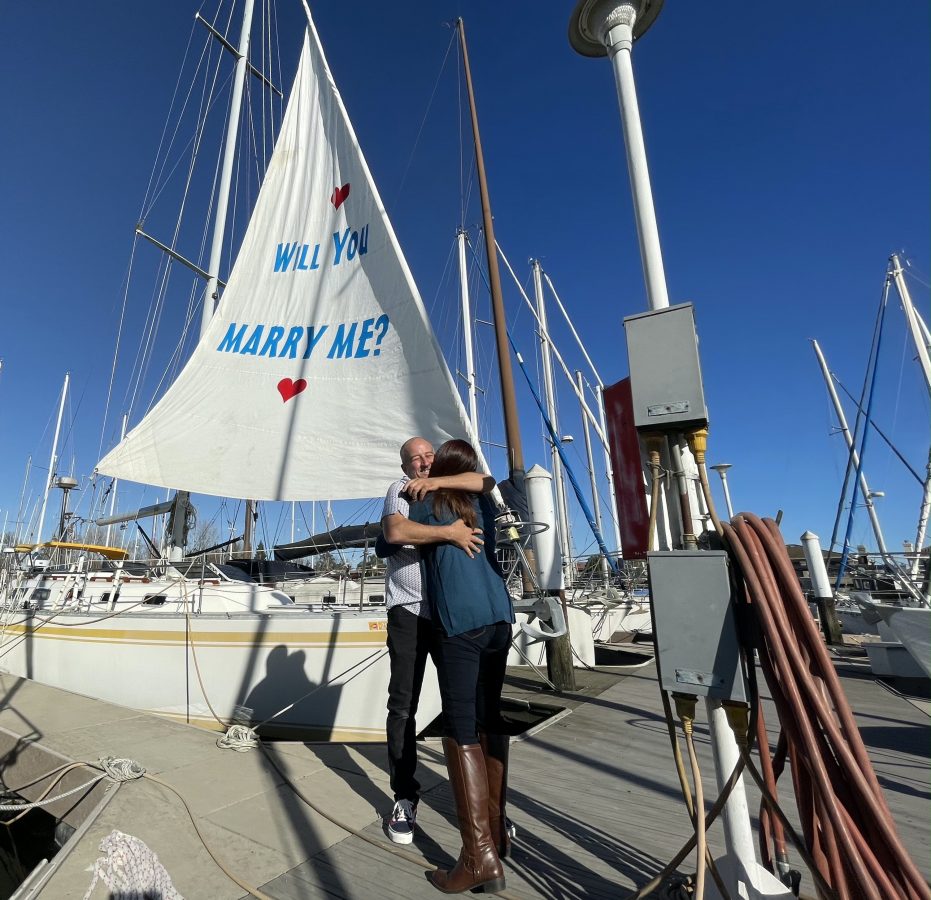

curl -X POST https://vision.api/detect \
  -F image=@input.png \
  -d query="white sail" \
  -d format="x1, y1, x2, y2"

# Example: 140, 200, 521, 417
97, 13, 474, 501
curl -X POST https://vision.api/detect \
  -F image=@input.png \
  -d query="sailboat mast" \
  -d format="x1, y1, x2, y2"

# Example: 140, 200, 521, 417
543, 270, 623, 554
35, 372, 70, 544
811, 340, 888, 555
243, 500, 255, 556
890, 254, 931, 392
201, 0, 256, 336
13, 455, 31, 547
812, 339, 924, 603
577, 371, 611, 585
913, 452, 931, 580
532, 260, 573, 586
456, 229, 480, 435
457, 19, 525, 483
199, 0, 256, 558
104, 413, 128, 547
457, 20, 574, 687
889, 255, 931, 578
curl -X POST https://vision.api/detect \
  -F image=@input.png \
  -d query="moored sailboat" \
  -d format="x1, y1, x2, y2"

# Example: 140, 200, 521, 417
0, 3, 488, 739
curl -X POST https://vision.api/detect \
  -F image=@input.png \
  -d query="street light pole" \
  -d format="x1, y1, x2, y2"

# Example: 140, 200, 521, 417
569, 4, 793, 897
569, 0, 668, 312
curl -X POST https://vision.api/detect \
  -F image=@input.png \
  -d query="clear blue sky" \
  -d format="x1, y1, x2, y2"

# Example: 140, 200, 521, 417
1, 2, 928, 559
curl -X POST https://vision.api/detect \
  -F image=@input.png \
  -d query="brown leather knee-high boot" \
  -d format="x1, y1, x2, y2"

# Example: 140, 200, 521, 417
479, 732, 510, 859
429, 738, 505, 894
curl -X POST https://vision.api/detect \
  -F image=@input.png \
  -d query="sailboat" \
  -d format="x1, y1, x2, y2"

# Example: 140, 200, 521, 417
810, 255, 930, 682
0, 3, 482, 740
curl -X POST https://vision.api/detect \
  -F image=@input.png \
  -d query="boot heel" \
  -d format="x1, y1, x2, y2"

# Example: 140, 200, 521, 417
472, 876, 506, 894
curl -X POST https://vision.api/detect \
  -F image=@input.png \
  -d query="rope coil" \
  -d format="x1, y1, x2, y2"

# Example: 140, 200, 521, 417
99, 757, 146, 782
216, 724, 259, 752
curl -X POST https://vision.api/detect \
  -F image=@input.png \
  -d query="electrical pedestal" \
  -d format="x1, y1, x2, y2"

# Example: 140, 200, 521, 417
648, 551, 794, 900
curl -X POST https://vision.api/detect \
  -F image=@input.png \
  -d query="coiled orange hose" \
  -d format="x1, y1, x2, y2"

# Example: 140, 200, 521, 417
722, 512, 930, 900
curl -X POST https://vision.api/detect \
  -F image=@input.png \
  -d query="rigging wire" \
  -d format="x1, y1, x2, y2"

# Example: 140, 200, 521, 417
123, 21, 236, 423
96, 239, 139, 462
825, 274, 889, 557
260, 0, 270, 171
902, 258, 931, 290
141, 14, 229, 221
389, 27, 458, 212
123, 53, 231, 422
831, 374, 923, 486
509, 332, 617, 568
835, 281, 889, 588
468, 228, 504, 457
138, 18, 201, 219
118, 2, 282, 438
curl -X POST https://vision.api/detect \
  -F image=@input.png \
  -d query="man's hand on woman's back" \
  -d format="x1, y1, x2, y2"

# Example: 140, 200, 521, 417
445, 519, 484, 558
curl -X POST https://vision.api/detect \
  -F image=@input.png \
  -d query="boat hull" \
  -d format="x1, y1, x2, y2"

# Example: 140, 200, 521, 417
0, 607, 440, 742
875, 605, 931, 679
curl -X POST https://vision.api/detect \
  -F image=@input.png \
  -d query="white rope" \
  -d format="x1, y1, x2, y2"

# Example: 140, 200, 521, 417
98, 757, 146, 782
254, 647, 388, 729
216, 725, 258, 753
0, 775, 103, 812
0, 757, 144, 811
212, 648, 391, 751
83, 829, 182, 900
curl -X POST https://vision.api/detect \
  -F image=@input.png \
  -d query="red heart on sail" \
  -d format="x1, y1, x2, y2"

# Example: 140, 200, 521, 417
277, 378, 307, 403
330, 183, 350, 209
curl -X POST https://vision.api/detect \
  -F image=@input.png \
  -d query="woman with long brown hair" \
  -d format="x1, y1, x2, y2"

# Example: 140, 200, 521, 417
407, 439, 514, 894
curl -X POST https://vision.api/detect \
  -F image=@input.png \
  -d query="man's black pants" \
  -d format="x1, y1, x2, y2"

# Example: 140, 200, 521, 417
386, 606, 433, 803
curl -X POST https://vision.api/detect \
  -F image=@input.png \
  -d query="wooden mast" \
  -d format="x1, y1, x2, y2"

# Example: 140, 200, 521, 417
457, 18, 525, 487
457, 19, 576, 690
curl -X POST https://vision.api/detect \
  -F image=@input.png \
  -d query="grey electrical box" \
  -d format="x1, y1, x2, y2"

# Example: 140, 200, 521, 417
623, 303, 708, 432
647, 550, 747, 702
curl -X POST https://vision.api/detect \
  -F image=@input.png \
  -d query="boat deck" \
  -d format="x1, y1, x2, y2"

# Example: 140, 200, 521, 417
0, 648, 927, 899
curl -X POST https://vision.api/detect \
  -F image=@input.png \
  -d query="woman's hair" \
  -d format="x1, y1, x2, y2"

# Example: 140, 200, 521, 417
429, 439, 479, 528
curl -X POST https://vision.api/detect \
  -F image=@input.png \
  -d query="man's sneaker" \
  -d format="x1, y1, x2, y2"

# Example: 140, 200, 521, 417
387, 799, 417, 844
505, 816, 517, 840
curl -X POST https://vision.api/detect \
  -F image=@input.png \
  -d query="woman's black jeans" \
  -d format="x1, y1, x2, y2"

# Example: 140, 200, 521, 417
432, 621, 511, 745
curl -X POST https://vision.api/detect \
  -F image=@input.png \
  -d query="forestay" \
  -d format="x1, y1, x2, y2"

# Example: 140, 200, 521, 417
97, 9, 474, 501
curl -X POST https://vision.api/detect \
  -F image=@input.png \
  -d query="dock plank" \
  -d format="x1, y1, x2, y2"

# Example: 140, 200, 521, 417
255, 661, 930, 899
0, 652, 925, 899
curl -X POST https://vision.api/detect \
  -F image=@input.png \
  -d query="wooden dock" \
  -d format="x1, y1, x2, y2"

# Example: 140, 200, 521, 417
0, 648, 927, 899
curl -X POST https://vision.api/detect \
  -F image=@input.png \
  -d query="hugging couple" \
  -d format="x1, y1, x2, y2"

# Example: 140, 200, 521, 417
379, 436, 515, 894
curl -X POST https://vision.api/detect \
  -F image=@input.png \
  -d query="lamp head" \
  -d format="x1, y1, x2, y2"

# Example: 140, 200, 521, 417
569, 0, 664, 57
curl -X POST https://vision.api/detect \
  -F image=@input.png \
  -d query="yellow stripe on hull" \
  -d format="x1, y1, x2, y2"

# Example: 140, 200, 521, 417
0, 623, 388, 647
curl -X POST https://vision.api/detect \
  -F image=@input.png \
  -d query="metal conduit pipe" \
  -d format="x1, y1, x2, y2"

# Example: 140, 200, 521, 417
692, 462, 797, 884
668, 437, 697, 549
687, 428, 723, 537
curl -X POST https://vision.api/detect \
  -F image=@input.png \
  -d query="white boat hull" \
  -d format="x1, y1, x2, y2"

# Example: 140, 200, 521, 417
875, 606, 931, 679
0, 578, 439, 741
